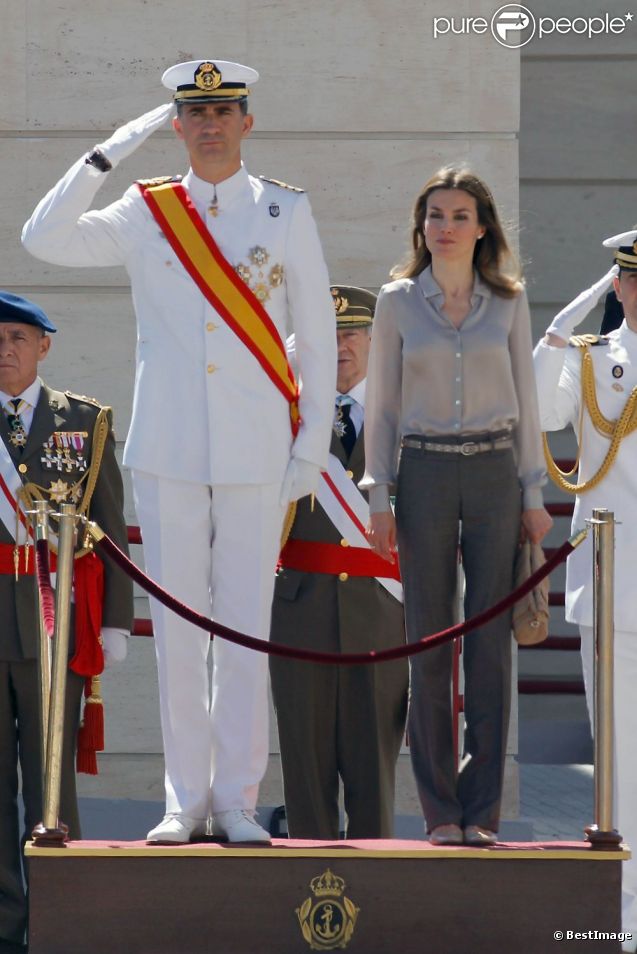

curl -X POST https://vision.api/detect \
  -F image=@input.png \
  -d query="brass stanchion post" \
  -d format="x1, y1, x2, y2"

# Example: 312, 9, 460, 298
32, 502, 77, 846
585, 508, 622, 849
33, 499, 52, 791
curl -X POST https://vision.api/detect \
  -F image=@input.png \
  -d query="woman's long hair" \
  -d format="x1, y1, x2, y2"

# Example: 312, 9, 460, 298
392, 166, 522, 298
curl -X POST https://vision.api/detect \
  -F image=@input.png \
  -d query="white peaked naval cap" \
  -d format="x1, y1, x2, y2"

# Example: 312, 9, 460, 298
603, 228, 637, 271
162, 59, 259, 103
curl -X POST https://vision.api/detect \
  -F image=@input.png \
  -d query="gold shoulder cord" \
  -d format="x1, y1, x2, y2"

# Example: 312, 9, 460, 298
18, 407, 111, 554
543, 345, 637, 494
280, 501, 297, 549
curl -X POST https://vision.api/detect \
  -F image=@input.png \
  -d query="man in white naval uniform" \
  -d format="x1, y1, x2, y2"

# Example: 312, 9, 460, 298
534, 232, 637, 952
22, 59, 336, 845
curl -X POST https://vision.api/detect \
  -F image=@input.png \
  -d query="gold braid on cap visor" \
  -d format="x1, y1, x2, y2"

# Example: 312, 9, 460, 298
614, 250, 637, 269
173, 86, 250, 101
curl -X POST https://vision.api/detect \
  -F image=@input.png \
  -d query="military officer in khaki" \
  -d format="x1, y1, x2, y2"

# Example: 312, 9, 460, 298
0, 292, 133, 953
270, 286, 408, 839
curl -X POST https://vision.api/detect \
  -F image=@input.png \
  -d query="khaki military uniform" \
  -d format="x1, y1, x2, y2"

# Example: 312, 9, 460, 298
270, 427, 408, 839
0, 382, 133, 946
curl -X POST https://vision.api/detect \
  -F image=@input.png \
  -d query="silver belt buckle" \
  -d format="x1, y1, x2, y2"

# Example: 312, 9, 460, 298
460, 441, 479, 456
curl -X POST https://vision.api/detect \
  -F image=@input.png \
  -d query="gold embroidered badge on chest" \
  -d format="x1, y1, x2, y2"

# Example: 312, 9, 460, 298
234, 246, 285, 303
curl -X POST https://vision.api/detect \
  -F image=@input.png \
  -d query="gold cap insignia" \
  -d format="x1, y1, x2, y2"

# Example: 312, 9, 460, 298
331, 289, 349, 316
296, 869, 359, 950
194, 62, 222, 91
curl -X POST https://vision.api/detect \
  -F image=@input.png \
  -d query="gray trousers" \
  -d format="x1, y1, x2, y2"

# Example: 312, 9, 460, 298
395, 444, 521, 832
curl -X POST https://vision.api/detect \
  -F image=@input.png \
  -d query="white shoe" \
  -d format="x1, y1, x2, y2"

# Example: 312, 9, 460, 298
211, 810, 271, 844
146, 813, 208, 844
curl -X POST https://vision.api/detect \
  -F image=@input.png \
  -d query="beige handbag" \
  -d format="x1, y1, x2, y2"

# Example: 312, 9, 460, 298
512, 541, 550, 645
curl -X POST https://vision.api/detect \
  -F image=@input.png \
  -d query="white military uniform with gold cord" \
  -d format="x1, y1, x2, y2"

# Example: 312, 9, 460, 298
534, 231, 637, 950
22, 59, 336, 842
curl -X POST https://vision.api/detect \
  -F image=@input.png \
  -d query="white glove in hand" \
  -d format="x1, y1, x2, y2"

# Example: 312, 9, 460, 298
279, 458, 321, 506
546, 265, 619, 343
96, 103, 173, 168
102, 628, 128, 667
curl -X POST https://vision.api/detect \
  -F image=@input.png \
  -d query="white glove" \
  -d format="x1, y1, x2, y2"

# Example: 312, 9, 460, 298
102, 627, 128, 667
95, 103, 174, 169
279, 458, 321, 506
546, 265, 619, 343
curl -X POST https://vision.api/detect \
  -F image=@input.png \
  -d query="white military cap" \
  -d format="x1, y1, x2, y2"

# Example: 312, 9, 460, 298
603, 228, 637, 271
162, 59, 258, 103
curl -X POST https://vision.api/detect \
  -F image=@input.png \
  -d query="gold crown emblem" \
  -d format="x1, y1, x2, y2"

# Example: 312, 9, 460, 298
331, 288, 349, 316
310, 869, 345, 898
194, 62, 222, 91
633, 239, 637, 255
297, 869, 359, 950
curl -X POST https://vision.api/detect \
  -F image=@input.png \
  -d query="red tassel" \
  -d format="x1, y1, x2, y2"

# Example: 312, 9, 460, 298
76, 675, 104, 775
76, 746, 98, 776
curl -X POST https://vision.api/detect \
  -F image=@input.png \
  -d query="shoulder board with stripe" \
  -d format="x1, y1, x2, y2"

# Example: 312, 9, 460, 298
569, 334, 609, 348
64, 390, 103, 408
259, 176, 305, 193
136, 175, 183, 188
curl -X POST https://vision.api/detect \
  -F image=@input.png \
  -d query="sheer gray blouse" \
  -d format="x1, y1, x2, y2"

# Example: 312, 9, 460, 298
361, 266, 546, 512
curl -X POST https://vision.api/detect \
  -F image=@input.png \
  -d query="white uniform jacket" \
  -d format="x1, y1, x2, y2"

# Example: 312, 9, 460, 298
534, 324, 637, 631
22, 161, 336, 486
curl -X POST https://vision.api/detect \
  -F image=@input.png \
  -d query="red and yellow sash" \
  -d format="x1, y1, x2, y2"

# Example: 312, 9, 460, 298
137, 179, 300, 436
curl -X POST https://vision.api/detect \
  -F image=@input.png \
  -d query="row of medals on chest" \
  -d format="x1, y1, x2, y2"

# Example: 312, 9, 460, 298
39, 432, 87, 504
160, 198, 284, 304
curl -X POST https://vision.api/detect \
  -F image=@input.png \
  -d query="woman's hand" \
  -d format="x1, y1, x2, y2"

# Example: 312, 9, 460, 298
367, 511, 397, 564
521, 507, 553, 544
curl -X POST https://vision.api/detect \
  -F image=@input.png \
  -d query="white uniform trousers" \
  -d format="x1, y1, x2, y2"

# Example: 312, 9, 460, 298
580, 625, 637, 944
132, 471, 286, 818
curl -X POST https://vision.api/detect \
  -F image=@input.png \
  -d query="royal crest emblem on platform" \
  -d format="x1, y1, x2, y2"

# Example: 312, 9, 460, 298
296, 868, 359, 950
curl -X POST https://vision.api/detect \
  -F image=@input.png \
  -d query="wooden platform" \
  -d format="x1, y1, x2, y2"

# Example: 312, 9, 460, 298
26, 838, 630, 954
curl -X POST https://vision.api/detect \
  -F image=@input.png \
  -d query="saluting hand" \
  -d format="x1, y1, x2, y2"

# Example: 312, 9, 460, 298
95, 103, 174, 169
544, 265, 619, 346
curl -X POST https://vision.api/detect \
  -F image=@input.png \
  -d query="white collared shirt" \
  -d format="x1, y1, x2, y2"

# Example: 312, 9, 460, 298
0, 377, 41, 436
336, 377, 366, 437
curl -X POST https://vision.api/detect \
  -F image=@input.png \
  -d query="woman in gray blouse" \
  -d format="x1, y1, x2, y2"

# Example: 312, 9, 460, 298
362, 166, 552, 847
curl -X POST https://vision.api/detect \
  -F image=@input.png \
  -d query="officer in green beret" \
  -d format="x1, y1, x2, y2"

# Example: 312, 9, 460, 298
0, 292, 133, 953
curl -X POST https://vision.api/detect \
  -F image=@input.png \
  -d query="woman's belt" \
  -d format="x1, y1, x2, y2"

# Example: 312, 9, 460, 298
401, 430, 513, 456
279, 538, 400, 581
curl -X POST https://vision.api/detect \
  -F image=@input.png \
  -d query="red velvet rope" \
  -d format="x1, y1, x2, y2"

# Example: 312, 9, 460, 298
91, 530, 576, 666
34, 538, 55, 639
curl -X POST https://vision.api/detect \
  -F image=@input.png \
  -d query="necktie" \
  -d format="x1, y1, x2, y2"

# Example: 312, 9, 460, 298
4, 399, 28, 453
334, 397, 357, 458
